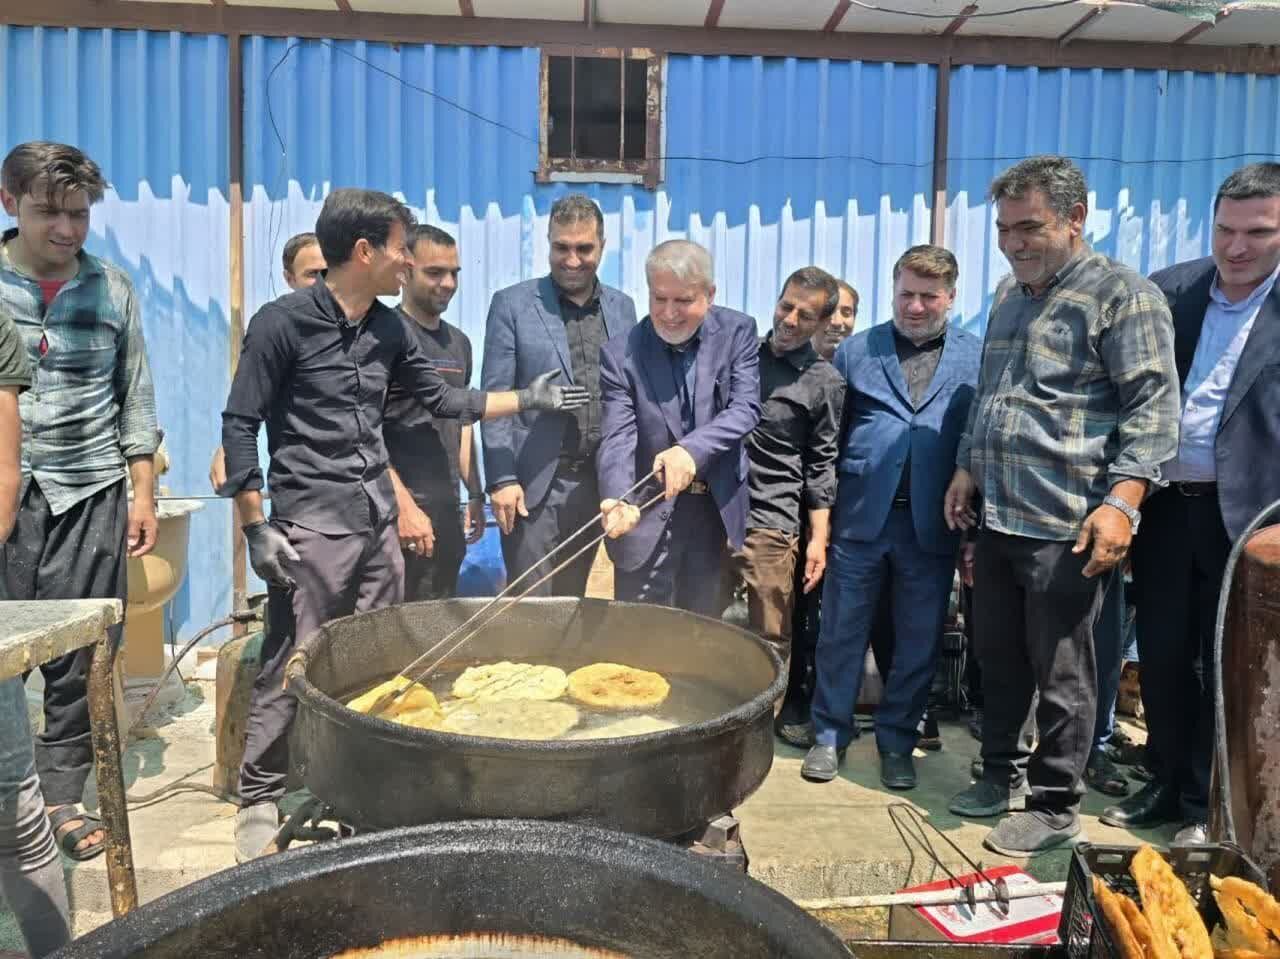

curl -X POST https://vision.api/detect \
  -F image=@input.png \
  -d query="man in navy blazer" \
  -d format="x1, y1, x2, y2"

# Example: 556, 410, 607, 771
481, 195, 637, 595
596, 239, 761, 616
802, 246, 981, 790
1102, 163, 1280, 844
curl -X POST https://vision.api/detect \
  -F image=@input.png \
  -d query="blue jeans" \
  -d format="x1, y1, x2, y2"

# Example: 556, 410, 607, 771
0, 676, 71, 957
811, 510, 955, 754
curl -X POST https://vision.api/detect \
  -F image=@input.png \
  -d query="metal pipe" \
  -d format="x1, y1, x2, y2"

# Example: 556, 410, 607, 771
87, 630, 139, 917
795, 881, 1066, 912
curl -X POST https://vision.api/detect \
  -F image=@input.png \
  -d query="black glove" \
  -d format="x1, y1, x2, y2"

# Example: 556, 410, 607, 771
243, 521, 300, 589
517, 370, 590, 413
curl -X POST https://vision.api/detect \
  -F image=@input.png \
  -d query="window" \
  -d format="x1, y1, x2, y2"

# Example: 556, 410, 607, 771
538, 47, 662, 188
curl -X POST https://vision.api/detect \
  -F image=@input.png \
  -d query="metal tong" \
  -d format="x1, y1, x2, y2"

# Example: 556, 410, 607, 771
365, 469, 665, 718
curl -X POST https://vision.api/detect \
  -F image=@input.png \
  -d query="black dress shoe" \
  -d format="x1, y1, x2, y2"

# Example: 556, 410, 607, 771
880, 752, 917, 790
801, 744, 846, 782
1100, 780, 1178, 828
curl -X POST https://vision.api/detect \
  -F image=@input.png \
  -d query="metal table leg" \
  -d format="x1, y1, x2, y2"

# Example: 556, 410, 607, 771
87, 630, 138, 917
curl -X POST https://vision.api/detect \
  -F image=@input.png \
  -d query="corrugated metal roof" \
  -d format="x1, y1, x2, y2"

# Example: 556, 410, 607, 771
0, 25, 231, 644
945, 63, 1280, 331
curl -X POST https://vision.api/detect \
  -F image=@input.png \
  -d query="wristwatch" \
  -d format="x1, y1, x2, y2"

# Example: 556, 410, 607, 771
1102, 494, 1141, 534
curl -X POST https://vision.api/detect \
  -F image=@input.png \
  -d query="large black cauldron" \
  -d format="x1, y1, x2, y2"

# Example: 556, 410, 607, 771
284, 598, 783, 837
53, 820, 852, 958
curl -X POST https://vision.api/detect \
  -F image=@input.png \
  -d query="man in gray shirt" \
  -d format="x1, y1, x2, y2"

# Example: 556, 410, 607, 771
0, 142, 159, 862
944, 155, 1180, 857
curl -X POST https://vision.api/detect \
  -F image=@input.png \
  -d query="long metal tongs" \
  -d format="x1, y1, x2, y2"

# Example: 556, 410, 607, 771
366, 469, 664, 718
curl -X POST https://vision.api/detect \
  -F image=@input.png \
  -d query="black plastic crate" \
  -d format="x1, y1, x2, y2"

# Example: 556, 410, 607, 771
1058, 842, 1268, 959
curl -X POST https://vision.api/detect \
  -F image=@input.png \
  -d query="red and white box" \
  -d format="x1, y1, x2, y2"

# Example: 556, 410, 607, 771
887, 864, 1063, 944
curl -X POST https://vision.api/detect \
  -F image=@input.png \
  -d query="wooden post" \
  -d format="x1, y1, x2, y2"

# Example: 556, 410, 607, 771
228, 30, 248, 631
930, 55, 952, 248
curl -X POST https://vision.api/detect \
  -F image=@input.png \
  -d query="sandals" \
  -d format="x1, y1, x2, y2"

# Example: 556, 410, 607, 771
235, 804, 280, 863
48, 805, 106, 862
1086, 750, 1131, 797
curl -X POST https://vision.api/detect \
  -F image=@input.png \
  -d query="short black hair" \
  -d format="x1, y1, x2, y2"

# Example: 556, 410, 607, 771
2, 141, 107, 205
779, 266, 839, 321
409, 224, 456, 253
315, 188, 415, 268
1214, 163, 1280, 213
549, 193, 604, 242
989, 155, 1088, 222
282, 232, 319, 274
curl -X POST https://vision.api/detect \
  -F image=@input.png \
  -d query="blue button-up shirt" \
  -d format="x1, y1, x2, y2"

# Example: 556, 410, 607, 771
1165, 264, 1280, 483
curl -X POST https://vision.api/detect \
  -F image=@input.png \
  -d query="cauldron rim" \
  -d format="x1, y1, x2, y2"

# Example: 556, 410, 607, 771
53, 820, 854, 958
287, 598, 788, 755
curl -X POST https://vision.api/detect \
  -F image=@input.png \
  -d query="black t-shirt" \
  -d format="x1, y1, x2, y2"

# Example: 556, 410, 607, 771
383, 311, 473, 508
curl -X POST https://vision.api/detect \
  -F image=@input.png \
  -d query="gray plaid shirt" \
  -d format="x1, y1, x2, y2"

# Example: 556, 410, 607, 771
0, 232, 158, 515
956, 248, 1180, 541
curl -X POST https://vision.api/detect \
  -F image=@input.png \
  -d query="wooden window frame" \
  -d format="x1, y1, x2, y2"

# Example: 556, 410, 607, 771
537, 45, 663, 189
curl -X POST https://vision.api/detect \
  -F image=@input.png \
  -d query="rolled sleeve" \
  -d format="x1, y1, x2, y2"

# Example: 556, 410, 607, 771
801, 375, 843, 510
1101, 290, 1181, 487
113, 284, 159, 458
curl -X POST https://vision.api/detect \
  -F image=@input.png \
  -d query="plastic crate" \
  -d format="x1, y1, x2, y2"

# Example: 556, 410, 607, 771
1058, 842, 1268, 959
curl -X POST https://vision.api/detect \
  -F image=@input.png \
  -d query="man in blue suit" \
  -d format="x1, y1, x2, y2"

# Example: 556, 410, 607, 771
802, 245, 981, 789
1102, 163, 1280, 844
596, 239, 761, 615
481, 194, 638, 595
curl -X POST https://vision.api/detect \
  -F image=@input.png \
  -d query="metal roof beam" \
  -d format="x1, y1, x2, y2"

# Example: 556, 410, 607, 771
942, 3, 980, 37
705, 0, 725, 29
823, 0, 852, 32
1175, 5, 1231, 43
1057, 3, 1106, 46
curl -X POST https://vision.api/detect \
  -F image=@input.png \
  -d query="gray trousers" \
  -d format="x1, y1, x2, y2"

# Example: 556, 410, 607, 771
0, 677, 71, 957
238, 519, 403, 806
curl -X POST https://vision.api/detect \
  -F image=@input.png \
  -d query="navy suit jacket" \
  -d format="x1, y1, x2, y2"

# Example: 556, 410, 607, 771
1150, 256, 1280, 542
832, 321, 981, 555
596, 307, 762, 572
480, 275, 638, 508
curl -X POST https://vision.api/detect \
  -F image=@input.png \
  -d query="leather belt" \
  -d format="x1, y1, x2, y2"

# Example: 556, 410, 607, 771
1174, 481, 1217, 497
686, 480, 710, 495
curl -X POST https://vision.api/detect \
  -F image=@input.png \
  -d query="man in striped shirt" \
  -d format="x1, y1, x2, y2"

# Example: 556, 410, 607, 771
0, 141, 159, 862
944, 155, 1180, 857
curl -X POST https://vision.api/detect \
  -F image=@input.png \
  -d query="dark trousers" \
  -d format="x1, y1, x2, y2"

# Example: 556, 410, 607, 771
500, 461, 599, 597
1, 479, 127, 806
238, 519, 403, 806
1092, 574, 1126, 750
974, 530, 1104, 820
812, 509, 954, 754
1130, 488, 1228, 821
613, 493, 728, 618
729, 528, 800, 662
404, 498, 466, 602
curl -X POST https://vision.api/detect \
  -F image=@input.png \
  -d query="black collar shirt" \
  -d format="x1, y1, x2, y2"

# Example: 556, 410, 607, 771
746, 334, 846, 533
891, 325, 947, 501
558, 280, 606, 459
221, 281, 485, 535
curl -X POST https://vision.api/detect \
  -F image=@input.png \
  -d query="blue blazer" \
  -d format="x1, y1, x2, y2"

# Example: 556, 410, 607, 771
1150, 257, 1280, 542
832, 321, 981, 555
480, 275, 638, 509
596, 307, 762, 572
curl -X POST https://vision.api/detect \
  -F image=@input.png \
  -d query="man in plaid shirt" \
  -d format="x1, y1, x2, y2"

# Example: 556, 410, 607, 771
944, 155, 1179, 857
0, 142, 159, 862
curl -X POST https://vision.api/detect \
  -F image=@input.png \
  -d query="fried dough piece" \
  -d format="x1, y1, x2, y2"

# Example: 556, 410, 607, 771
1121, 890, 1172, 959
565, 715, 677, 740
450, 662, 569, 702
347, 676, 442, 718
1095, 876, 1150, 959
393, 707, 446, 731
1130, 845, 1213, 959
567, 663, 671, 710
1215, 950, 1280, 959
440, 700, 580, 741
1212, 876, 1280, 951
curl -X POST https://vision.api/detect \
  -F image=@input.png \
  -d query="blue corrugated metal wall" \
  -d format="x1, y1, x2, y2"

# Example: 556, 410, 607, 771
946, 64, 1280, 331
0, 25, 231, 642
241, 39, 936, 350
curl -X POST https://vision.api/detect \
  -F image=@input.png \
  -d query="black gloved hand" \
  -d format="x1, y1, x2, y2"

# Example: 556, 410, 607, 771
243, 520, 300, 589
517, 370, 590, 413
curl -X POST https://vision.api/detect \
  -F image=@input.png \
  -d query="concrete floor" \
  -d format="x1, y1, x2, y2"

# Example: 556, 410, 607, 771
0, 679, 1170, 950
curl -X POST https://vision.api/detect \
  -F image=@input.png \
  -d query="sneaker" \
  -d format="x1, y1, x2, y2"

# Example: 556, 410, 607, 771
776, 719, 816, 749
949, 779, 1031, 818
983, 811, 1081, 858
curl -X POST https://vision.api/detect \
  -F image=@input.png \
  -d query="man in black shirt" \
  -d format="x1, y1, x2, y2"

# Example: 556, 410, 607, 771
220, 189, 585, 860
481, 195, 637, 596
730, 267, 844, 668
385, 225, 484, 600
